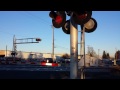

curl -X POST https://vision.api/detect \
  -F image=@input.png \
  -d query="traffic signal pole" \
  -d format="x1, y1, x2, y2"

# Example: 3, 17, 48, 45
81, 26, 86, 67
80, 26, 86, 79
52, 25, 55, 62
70, 13, 78, 79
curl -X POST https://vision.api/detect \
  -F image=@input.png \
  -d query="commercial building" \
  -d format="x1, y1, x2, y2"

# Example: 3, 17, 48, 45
0, 50, 62, 60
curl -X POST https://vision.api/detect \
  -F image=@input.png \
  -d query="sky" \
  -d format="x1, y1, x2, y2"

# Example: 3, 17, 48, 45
0, 11, 120, 57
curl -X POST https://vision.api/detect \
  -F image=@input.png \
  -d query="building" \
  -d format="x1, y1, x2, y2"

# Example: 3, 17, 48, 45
0, 50, 63, 60
78, 54, 99, 68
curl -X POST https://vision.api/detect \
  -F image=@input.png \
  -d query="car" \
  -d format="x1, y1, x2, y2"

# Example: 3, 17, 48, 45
44, 58, 53, 63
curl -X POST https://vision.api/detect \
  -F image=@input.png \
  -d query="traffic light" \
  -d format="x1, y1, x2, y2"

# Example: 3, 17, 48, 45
81, 18, 97, 33
36, 38, 41, 41
49, 11, 66, 28
62, 20, 70, 34
72, 11, 92, 25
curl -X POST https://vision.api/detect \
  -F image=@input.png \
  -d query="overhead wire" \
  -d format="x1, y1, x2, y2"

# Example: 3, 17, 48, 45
24, 11, 70, 50
0, 11, 70, 52
0, 26, 28, 38
24, 11, 51, 25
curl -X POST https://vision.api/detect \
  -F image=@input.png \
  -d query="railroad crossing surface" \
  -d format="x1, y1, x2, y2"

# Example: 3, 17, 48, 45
0, 65, 120, 79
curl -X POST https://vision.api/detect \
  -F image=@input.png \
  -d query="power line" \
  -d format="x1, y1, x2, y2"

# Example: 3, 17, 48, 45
24, 11, 51, 25
55, 44, 69, 50
23, 11, 53, 36
0, 11, 62, 41
0, 12, 70, 54
0, 26, 31, 38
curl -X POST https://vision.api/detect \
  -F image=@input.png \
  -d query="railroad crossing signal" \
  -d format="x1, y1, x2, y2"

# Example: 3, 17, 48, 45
12, 36, 42, 57
49, 11, 97, 34
49, 11, 66, 28
72, 11, 92, 25
62, 20, 70, 34
81, 17, 97, 33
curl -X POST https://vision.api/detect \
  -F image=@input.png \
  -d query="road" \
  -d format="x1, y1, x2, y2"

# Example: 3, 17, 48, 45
0, 65, 70, 79
0, 65, 120, 79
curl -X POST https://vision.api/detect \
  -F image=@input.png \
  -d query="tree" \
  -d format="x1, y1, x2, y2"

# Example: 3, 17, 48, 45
102, 50, 107, 59
61, 53, 70, 59
90, 53, 93, 57
87, 46, 97, 57
106, 53, 110, 59
115, 50, 120, 60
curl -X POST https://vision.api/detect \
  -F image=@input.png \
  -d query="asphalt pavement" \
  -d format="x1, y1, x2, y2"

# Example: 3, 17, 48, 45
0, 65, 70, 79
0, 65, 120, 79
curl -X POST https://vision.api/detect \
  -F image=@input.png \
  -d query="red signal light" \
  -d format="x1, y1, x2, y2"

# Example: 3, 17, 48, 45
49, 11, 66, 28
36, 38, 41, 41
78, 14, 87, 19
55, 15, 63, 24
72, 11, 92, 25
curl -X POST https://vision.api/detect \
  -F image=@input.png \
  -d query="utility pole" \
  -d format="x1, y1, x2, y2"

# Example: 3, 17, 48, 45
80, 26, 86, 67
115, 48, 117, 60
52, 25, 55, 62
98, 49, 100, 59
6, 45, 7, 57
80, 25, 86, 79
87, 45, 90, 55
13, 35, 16, 61
83, 26, 85, 68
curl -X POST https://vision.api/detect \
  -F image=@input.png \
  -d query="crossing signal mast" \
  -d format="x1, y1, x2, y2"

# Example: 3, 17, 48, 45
49, 11, 97, 79
11, 35, 41, 59
49, 11, 97, 34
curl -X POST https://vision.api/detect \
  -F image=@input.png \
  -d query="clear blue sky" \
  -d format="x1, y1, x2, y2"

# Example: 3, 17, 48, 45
0, 11, 120, 57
